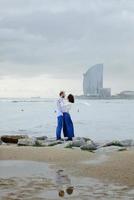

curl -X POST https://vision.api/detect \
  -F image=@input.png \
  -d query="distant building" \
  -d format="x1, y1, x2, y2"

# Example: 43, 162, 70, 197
83, 64, 103, 96
99, 88, 111, 98
117, 91, 134, 98
83, 64, 111, 98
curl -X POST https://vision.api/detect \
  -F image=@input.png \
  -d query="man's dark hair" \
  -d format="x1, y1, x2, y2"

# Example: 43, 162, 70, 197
68, 94, 75, 103
59, 91, 64, 96
59, 190, 65, 197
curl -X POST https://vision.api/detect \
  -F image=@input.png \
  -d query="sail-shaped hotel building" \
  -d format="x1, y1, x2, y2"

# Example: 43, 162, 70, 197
83, 64, 111, 97
83, 64, 103, 96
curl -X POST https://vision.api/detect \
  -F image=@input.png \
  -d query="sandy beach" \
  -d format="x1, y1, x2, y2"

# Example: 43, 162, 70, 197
0, 145, 134, 187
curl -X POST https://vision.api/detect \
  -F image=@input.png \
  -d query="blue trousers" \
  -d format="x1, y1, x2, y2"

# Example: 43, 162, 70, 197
63, 112, 74, 140
56, 116, 65, 140
56, 114, 74, 140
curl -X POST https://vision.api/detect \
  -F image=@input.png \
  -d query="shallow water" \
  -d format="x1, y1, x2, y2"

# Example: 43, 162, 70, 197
0, 160, 133, 200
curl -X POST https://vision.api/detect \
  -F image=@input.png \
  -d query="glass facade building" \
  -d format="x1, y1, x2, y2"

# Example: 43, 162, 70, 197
83, 64, 103, 96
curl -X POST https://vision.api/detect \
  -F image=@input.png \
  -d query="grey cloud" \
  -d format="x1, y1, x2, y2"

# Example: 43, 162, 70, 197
0, 0, 134, 83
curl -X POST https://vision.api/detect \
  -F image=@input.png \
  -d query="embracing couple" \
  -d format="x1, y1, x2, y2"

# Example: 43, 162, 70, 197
56, 91, 75, 141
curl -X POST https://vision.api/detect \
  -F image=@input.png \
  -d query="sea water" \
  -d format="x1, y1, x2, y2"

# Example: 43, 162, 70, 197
0, 98, 134, 141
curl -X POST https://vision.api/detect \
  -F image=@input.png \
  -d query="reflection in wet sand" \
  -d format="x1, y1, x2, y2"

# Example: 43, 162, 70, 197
56, 169, 74, 197
0, 161, 134, 200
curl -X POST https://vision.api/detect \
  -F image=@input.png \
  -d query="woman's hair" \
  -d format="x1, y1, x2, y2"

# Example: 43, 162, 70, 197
67, 94, 75, 103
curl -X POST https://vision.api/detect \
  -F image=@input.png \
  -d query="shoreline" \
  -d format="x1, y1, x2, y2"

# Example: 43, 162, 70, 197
0, 145, 134, 187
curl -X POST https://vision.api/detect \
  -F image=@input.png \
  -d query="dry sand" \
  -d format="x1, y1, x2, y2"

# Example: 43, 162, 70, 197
0, 145, 134, 187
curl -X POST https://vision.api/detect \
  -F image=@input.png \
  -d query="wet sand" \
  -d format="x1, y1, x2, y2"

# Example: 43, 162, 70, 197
0, 146, 134, 187
1, 160, 134, 200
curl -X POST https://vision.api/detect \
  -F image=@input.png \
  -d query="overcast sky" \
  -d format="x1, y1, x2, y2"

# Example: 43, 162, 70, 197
0, 0, 134, 97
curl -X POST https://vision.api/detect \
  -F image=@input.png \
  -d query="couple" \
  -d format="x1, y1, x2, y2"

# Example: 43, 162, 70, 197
56, 91, 75, 141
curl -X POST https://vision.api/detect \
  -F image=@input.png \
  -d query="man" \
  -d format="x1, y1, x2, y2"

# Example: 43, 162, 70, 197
56, 91, 65, 140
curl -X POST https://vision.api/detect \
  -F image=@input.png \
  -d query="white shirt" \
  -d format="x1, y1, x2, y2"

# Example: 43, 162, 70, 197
61, 101, 72, 113
56, 97, 65, 117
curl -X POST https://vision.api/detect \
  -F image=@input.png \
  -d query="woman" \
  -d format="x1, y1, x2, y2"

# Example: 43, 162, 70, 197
62, 94, 75, 141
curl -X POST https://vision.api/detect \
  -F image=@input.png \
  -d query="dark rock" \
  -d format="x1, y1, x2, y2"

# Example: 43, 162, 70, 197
1, 135, 28, 144
47, 141, 63, 146
65, 138, 87, 148
72, 138, 86, 147
45, 138, 60, 143
96, 146, 122, 153
102, 139, 134, 148
102, 141, 123, 147
64, 141, 73, 148
35, 140, 62, 147
35, 136, 48, 140
18, 137, 62, 147
73, 137, 91, 142
17, 138, 36, 146
118, 147, 127, 152
120, 139, 134, 147
0, 138, 2, 145
82, 137, 92, 142
65, 138, 98, 149
80, 141, 97, 151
